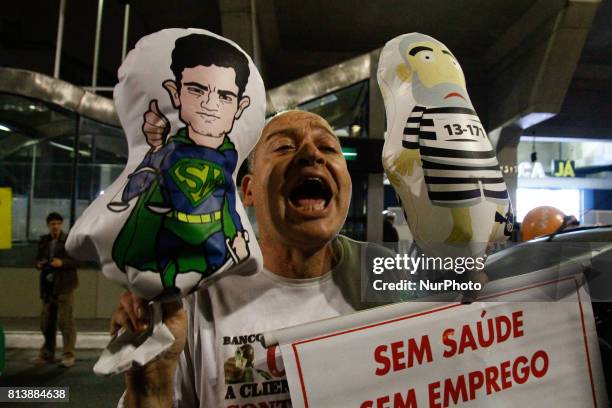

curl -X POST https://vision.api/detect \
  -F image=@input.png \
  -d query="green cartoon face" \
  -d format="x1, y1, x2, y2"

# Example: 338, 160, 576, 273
169, 158, 225, 207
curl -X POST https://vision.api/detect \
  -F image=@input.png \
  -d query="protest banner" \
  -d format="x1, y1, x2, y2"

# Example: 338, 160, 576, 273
272, 273, 607, 407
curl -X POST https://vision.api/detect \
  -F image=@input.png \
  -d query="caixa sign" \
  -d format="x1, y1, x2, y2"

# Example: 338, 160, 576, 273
551, 160, 576, 177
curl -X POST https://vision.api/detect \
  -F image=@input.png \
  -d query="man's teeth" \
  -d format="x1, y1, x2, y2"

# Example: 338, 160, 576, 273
296, 198, 326, 211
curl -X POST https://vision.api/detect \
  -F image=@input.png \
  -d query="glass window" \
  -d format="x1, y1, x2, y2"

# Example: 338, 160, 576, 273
0, 93, 77, 241
516, 188, 582, 222
518, 137, 612, 178
298, 81, 369, 138
0, 93, 126, 243
76, 117, 128, 218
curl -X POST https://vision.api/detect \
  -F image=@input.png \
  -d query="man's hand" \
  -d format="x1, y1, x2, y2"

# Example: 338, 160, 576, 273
35, 260, 46, 270
142, 100, 169, 152
110, 292, 187, 356
111, 292, 187, 407
49, 258, 63, 268
231, 231, 249, 262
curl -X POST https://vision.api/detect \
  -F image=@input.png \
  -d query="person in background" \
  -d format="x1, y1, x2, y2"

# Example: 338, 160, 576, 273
33, 212, 78, 367
383, 210, 399, 243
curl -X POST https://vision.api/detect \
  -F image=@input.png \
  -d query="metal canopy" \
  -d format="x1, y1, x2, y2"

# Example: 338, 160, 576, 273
0, 68, 119, 127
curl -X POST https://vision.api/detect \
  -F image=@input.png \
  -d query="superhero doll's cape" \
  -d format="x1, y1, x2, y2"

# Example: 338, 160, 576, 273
66, 28, 265, 302
377, 33, 513, 258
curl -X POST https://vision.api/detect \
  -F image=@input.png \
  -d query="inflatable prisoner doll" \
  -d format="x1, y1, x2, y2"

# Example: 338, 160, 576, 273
378, 33, 513, 258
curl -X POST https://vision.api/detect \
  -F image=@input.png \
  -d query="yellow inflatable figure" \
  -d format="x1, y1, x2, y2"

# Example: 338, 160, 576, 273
378, 33, 513, 256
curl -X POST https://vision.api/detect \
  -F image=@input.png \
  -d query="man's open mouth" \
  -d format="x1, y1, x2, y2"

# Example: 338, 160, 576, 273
288, 177, 332, 212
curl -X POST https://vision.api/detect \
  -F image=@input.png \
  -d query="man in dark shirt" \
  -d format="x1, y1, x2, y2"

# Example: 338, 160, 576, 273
33, 212, 78, 367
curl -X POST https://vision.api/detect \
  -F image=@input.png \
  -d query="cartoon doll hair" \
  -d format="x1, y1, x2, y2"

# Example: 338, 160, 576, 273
170, 33, 251, 96
398, 33, 446, 64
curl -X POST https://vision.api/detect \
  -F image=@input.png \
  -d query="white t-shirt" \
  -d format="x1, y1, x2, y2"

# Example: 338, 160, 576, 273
176, 264, 354, 407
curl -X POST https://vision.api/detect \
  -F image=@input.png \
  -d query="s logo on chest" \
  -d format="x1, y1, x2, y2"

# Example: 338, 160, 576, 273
169, 158, 225, 206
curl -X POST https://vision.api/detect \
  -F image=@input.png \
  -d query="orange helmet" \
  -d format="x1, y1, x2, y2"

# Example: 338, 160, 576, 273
521, 206, 565, 241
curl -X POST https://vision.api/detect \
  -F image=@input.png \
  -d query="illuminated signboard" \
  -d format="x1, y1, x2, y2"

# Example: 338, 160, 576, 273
552, 160, 576, 177
341, 147, 358, 161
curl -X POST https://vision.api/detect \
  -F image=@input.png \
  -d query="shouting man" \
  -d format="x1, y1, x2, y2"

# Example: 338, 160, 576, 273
112, 111, 398, 407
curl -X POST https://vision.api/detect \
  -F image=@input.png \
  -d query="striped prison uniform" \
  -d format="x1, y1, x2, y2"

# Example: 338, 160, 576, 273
402, 105, 508, 207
